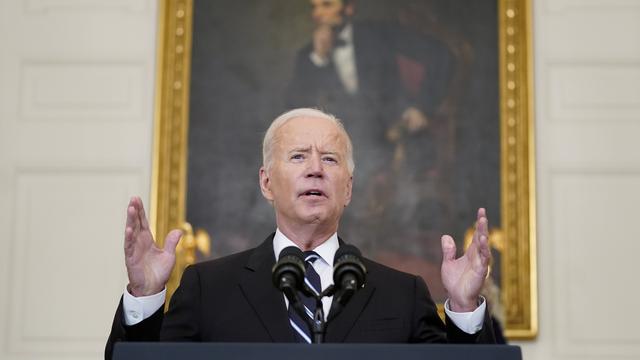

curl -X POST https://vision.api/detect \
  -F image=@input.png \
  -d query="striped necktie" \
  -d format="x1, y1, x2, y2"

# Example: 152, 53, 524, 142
288, 251, 322, 343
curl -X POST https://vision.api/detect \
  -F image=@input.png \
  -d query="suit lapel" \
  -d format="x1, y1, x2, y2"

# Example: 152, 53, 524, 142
325, 281, 375, 342
324, 243, 376, 342
239, 234, 295, 342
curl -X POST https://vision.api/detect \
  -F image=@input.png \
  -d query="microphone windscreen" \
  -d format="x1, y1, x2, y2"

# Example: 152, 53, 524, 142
333, 244, 366, 287
279, 246, 305, 261
334, 244, 362, 262
272, 246, 305, 290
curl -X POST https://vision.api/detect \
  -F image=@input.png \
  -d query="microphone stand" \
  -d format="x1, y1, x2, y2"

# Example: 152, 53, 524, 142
278, 244, 366, 344
293, 284, 336, 344
288, 282, 362, 343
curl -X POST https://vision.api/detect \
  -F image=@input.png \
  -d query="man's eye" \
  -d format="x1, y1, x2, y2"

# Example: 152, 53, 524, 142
291, 154, 304, 160
323, 157, 337, 163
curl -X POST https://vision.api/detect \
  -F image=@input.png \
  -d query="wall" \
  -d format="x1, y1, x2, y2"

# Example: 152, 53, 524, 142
0, 0, 157, 359
516, 0, 640, 359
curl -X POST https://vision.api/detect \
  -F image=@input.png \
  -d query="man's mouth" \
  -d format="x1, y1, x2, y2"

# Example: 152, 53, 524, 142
300, 189, 326, 198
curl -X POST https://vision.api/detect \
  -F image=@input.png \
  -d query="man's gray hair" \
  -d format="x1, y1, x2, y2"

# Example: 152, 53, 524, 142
262, 108, 355, 174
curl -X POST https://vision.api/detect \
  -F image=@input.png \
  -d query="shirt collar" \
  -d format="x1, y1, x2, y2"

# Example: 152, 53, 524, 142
337, 23, 353, 45
272, 228, 339, 267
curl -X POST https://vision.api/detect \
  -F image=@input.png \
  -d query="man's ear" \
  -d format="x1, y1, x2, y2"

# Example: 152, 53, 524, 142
344, 175, 353, 207
259, 166, 274, 201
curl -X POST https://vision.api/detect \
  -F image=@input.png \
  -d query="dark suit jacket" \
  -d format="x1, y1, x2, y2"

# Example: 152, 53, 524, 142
286, 22, 406, 124
106, 234, 494, 359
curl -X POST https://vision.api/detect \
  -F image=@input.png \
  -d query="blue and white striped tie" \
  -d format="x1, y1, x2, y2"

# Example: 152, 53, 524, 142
288, 251, 322, 343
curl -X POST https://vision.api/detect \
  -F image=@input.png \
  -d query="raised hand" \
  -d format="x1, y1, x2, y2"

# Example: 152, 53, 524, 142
124, 196, 182, 297
441, 208, 491, 312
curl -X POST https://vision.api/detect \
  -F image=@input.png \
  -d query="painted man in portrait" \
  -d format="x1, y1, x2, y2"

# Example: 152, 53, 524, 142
285, 0, 458, 297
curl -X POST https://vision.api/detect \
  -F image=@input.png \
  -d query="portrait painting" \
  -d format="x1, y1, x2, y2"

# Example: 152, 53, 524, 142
152, 0, 536, 338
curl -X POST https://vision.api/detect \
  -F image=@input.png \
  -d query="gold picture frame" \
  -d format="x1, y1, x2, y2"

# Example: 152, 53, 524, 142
151, 0, 536, 339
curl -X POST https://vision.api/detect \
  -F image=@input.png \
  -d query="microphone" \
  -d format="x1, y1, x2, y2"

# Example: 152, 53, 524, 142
332, 244, 367, 310
272, 246, 305, 300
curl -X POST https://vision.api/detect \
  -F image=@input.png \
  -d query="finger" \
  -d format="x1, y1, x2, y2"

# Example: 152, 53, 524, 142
441, 235, 457, 262
477, 207, 488, 233
130, 196, 143, 210
469, 235, 491, 276
126, 204, 140, 234
137, 199, 151, 231
163, 229, 183, 255
124, 227, 135, 256
478, 235, 492, 266
477, 207, 486, 221
473, 206, 488, 244
476, 217, 488, 239
468, 217, 488, 263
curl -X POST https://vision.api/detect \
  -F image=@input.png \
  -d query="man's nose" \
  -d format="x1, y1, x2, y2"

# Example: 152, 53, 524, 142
306, 155, 324, 178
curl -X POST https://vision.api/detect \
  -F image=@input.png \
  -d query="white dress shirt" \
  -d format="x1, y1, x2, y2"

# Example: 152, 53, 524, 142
122, 229, 486, 334
272, 229, 337, 320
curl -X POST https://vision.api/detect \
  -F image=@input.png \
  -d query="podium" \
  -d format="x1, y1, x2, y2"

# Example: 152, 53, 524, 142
114, 343, 522, 360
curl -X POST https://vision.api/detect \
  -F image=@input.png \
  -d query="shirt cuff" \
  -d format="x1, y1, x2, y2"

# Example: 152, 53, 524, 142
309, 52, 330, 67
122, 287, 166, 326
443, 296, 486, 334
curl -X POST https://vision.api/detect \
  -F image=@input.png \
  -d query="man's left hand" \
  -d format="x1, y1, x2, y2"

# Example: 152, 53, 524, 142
441, 208, 491, 312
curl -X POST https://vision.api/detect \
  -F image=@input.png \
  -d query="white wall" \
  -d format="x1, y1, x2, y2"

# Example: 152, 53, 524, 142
516, 1, 640, 359
1, 0, 639, 359
0, 0, 157, 359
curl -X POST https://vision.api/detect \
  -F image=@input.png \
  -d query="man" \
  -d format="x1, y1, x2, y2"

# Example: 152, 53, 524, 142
105, 108, 494, 359
285, 1, 455, 258
287, 0, 402, 114
286, 0, 451, 135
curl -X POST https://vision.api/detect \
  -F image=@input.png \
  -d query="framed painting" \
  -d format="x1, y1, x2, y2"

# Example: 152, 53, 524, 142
150, 0, 536, 339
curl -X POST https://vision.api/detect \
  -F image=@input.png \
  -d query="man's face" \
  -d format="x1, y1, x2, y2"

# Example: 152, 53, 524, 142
310, 0, 353, 28
260, 116, 353, 231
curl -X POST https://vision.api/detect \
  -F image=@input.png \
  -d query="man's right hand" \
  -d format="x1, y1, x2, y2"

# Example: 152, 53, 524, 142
124, 196, 182, 297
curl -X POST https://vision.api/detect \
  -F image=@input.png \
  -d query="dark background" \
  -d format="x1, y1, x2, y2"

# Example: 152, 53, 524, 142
186, 0, 500, 301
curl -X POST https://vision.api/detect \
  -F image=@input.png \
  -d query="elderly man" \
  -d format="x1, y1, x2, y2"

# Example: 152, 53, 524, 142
105, 108, 494, 359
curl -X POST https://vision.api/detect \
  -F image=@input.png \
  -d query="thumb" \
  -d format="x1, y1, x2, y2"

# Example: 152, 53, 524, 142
164, 229, 183, 254
441, 235, 457, 262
